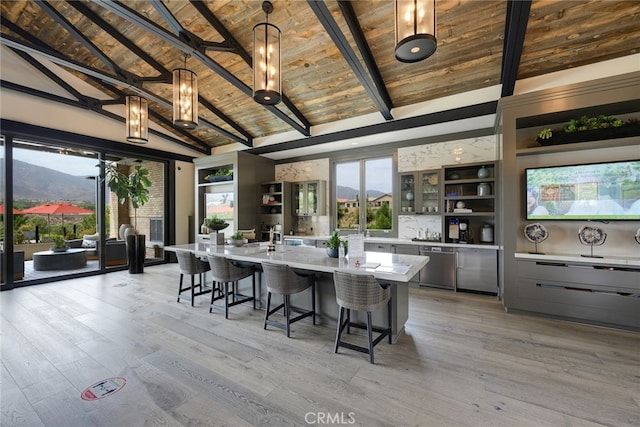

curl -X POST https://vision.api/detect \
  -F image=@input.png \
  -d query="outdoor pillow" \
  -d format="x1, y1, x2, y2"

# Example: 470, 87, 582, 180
82, 239, 97, 248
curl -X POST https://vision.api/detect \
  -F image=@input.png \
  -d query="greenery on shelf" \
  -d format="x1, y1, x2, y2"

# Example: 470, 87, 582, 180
204, 169, 233, 181
536, 114, 632, 141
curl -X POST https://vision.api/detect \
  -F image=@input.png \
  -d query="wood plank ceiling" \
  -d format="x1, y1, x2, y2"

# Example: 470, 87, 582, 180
1, 1, 639, 156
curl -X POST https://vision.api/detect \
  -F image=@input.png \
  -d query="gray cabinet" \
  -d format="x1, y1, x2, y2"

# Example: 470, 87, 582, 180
515, 258, 640, 330
443, 161, 497, 245
456, 248, 498, 294
259, 181, 292, 242
365, 242, 394, 253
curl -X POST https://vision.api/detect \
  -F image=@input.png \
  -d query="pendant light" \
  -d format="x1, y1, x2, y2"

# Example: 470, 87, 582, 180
125, 95, 148, 144
395, 0, 437, 63
253, 1, 281, 105
173, 53, 198, 129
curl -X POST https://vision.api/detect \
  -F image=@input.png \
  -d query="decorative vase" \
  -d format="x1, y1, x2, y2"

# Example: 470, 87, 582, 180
477, 166, 489, 179
51, 246, 68, 253
119, 223, 133, 240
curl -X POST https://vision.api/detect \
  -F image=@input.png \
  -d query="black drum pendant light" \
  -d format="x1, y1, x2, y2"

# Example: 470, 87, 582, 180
125, 95, 148, 144
253, 1, 281, 105
395, 0, 437, 63
173, 53, 198, 129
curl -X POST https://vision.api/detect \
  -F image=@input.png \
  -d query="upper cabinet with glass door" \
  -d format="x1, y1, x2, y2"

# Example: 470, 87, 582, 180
420, 170, 440, 215
399, 173, 416, 214
294, 180, 326, 216
399, 169, 440, 215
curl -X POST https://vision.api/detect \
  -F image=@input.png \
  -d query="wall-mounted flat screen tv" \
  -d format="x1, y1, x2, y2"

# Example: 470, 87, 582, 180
525, 159, 640, 221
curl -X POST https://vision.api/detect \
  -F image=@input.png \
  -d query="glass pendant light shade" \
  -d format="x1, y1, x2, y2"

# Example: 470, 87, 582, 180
253, 2, 281, 105
172, 67, 198, 129
395, 0, 437, 63
125, 95, 148, 144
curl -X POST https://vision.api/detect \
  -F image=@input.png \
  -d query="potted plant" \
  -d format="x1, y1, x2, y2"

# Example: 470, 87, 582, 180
101, 161, 151, 273
228, 231, 248, 247
324, 230, 347, 258
50, 234, 68, 252
204, 215, 229, 232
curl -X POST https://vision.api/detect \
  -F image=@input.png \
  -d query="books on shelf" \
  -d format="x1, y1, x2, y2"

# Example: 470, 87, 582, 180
453, 208, 473, 213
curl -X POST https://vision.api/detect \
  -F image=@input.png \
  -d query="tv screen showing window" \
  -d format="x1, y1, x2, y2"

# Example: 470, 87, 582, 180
525, 159, 640, 221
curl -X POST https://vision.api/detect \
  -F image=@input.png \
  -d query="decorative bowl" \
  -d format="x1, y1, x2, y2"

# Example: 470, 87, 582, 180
228, 238, 248, 247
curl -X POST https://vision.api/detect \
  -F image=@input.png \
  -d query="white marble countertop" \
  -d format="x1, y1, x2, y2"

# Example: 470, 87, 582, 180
515, 252, 640, 268
284, 235, 499, 250
165, 243, 429, 282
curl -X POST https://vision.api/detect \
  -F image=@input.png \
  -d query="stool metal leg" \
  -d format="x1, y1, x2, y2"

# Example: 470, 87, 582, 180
264, 292, 272, 329
334, 306, 345, 353
224, 281, 230, 319
177, 273, 184, 302
367, 312, 374, 364
387, 298, 393, 344
284, 295, 291, 338
311, 280, 316, 325
191, 274, 196, 307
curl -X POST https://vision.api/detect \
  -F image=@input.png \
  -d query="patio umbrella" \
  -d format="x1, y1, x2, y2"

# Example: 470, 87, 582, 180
22, 202, 93, 234
0, 204, 25, 215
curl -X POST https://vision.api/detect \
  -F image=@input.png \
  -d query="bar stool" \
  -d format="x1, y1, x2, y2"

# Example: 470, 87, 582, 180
332, 270, 392, 364
261, 261, 316, 337
175, 250, 212, 306
207, 255, 256, 319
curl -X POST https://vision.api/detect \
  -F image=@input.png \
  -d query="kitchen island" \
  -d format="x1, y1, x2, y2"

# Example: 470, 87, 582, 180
165, 243, 429, 340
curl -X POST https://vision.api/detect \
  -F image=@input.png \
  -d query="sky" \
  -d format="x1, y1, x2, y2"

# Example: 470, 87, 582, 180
336, 157, 392, 193
11, 148, 100, 177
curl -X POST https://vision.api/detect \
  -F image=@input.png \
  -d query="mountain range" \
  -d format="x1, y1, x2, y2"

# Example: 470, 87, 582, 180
3, 160, 385, 204
8, 160, 96, 203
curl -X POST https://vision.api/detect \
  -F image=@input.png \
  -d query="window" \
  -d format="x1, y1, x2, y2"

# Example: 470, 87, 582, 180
335, 157, 394, 234
150, 218, 163, 242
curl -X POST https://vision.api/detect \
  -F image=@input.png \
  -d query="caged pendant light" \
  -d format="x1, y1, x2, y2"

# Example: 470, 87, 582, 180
253, 1, 281, 105
125, 95, 148, 144
395, 0, 437, 63
173, 53, 198, 129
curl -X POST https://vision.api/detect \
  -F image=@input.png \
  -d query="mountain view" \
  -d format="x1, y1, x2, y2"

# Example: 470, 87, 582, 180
336, 185, 387, 200
8, 160, 96, 203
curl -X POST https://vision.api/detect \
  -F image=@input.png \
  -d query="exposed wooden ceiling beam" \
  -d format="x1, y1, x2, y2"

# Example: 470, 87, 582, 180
68, 1, 171, 81
97, 0, 311, 137
249, 101, 498, 155
501, 0, 531, 97
309, 0, 393, 121
0, 80, 209, 154
0, 32, 246, 147
337, 1, 393, 112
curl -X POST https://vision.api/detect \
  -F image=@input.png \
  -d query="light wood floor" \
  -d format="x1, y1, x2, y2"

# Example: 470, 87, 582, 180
2, 264, 639, 427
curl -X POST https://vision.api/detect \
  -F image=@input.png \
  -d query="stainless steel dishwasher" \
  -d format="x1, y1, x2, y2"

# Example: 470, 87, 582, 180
419, 246, 456, 290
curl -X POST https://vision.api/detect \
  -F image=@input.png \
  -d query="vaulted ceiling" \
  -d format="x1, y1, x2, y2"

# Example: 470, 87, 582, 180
1, 1, 639, 157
